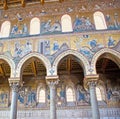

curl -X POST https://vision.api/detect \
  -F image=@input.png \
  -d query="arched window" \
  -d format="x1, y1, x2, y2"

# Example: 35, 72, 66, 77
96, 87, 102, 101
61, 14, 73, 32
37, 88, 46, 103
30, 17, 40, 35
0, 21, 11, 38
94, 11, 107, 30
66, 87, 75, 102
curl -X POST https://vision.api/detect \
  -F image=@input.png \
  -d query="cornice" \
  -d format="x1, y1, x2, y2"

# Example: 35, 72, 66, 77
0, 30, 119, 42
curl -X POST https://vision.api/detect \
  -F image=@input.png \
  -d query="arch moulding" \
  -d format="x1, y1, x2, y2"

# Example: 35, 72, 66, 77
52, 50, 90, 76
0, 55, 15, 77
91, 48, 120, 74
16, 52, 51, 78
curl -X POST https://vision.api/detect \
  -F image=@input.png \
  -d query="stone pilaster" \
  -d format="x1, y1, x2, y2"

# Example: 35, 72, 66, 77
9, 78, 21, 119
84, 75, 100, 119
46, 76, 59, 119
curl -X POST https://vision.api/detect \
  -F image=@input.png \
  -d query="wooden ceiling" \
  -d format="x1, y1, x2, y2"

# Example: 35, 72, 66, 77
0, 60, 10, 79
0, 0, 64, 10
22, 57, 46, 77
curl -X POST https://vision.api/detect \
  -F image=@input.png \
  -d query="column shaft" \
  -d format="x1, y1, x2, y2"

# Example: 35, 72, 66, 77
10, 83, 19, 119
89, 82, 100, 119
50, 86, 56, 119
46, 76, 59, 119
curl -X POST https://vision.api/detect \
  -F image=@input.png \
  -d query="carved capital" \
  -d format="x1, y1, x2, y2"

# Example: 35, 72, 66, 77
83, 74, 99, 90
8, 78, 21, 92
11, 83, 20, 92
46, 75, 59, 89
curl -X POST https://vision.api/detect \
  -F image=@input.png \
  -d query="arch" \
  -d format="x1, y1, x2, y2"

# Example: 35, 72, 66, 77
16, 52, 51, 78
91, 48, 120, 74
61, 14, 73, 32
53, 50, 90, 76
93, 11, 107, 30
0, 21, 11, 38
0, 55, 15, 77
30, 17, 40, 35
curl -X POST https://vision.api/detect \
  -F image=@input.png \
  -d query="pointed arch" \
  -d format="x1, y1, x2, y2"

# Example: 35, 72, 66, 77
30, 17, 40, 35
94, 11, 107, 30
61, 14, 73, 32
16, 52, 51, 78
0, 21, 11, 38
91, 48, 120, 74
52, 50, 90, 76
0, 55, 15, 77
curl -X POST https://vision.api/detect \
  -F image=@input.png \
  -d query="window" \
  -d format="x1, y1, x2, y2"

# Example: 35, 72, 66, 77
66, 87, 75, 102
38, 89, 46, 103
96, 87, 102, 101
94, 11, 107, 30
0, 21, 11, 37
61, 14, 73, 32
30, 17, 40, 35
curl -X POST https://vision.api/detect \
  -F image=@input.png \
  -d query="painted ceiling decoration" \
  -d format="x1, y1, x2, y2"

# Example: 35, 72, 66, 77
0, 0, 64, 10
0, 0, 120, 10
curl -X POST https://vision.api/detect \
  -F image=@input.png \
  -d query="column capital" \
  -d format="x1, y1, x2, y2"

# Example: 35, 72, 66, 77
8, 78, 21, 92
8, 77, 21, 86
84, 74, 99, 89
46, 75, 59, 88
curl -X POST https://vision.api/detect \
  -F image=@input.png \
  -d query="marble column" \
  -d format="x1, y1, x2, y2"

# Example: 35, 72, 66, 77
9, 79, 20, 119
84, 75, 100, 119
46, 76, 59, 119
89, 81, 100, 119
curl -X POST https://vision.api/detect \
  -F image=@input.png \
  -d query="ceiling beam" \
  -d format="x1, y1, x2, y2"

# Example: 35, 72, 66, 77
21, 0, 25, 7
59, 0, 64, 3
7, 0, 21, 4
31, 60, 37, 77
67, 57, 71, 74
0, 64, 6, 78
40, 0, 44, 5
3, 0, 8, 10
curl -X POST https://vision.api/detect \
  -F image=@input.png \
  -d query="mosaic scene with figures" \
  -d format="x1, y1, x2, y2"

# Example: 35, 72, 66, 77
0, 0, 120, 119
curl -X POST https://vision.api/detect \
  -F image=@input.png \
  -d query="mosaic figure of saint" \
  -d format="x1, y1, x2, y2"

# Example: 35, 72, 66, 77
24, 41, 32, 54
77, 85, 85, 102
11, 25, 18, 34
26, 91, 36, 106
108, 36, 115, 47
22, 23, 28, 34
14, 42, 23, 57
53, 41, 59, 51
